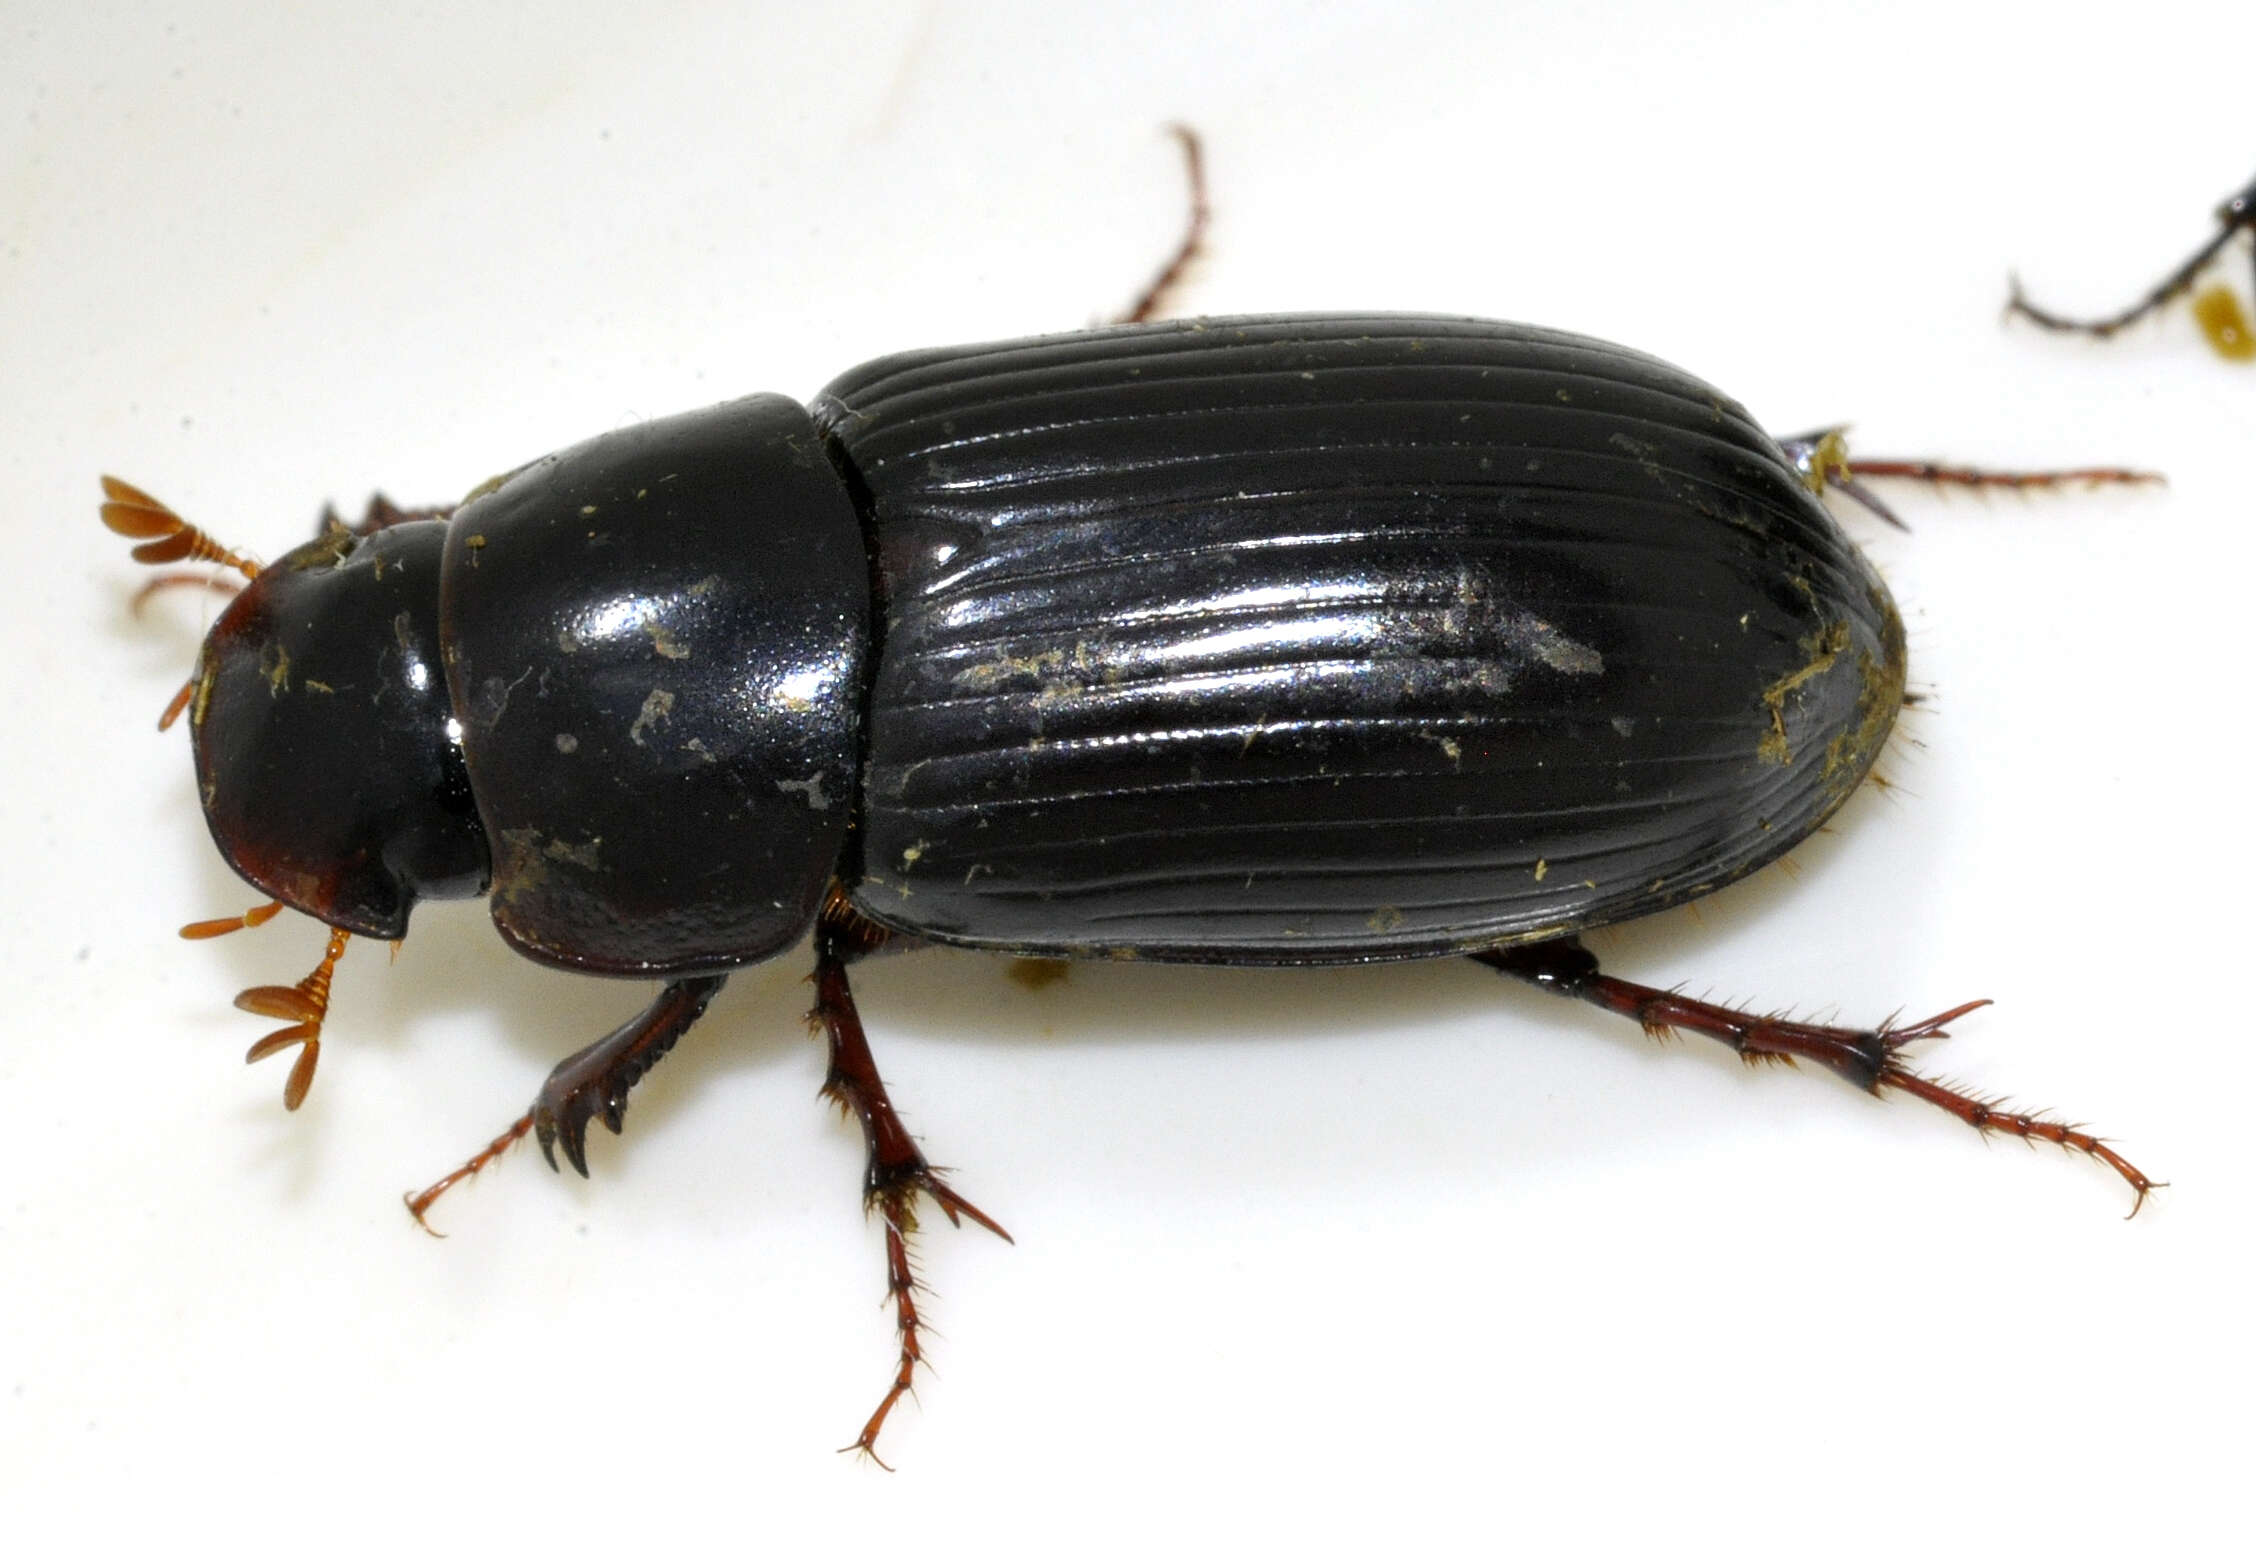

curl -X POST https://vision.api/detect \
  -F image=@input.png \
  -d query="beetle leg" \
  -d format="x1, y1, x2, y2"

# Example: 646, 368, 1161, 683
404, 1112, 534, 1235
1114, 123, 1209, 326
400, 975, 726, 1232
1473, 937, 2158, 1214
1833, 455, 2162, 497
529, 975, 729, 1177
1777, 427, 2161, 534
2005, 170, 2256, 343
2005, 221, 2241, 340
811, 906, 1011, 1467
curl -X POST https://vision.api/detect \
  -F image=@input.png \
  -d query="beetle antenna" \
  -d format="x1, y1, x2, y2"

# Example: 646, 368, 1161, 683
99, 476, 262, 580
231, 926, 350, 1111
1837, 455, 2164, 494
154, 678, 196, 732
179, 899, 284, 941
102, 477, 263, 729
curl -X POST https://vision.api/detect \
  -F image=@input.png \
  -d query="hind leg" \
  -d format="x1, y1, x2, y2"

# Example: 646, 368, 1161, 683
1474, 936, 2155, 1213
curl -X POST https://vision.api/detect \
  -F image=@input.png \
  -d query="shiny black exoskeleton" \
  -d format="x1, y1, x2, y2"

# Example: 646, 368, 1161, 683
134, 311, 2152, 1465
197, 315, 1902, 968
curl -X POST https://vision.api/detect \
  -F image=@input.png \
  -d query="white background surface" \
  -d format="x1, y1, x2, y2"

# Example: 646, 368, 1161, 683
5, 1, 2250, 1558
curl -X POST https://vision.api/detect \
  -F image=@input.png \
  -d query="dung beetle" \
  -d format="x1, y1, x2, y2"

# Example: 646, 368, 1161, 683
105, 137, 2161, 1465
2007, 166, 2256, 361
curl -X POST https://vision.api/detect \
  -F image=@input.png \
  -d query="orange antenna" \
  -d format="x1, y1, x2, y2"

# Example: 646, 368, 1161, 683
180, 899, 283, 941
99, 476, 261, 579
230, 926, 350, 1111
101, 477, 262, 730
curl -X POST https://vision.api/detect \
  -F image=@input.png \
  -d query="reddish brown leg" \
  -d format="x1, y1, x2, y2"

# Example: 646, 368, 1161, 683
404, 1112, 534, 1235
812, 903, 1011, 1467
1115, 123, 1209, 325
1775, 427, 2162, 532
530, 976, 728, 1176
1838, 456, 2163, 492
401, 975, 726, 1231
1474, 937, 2156, 1214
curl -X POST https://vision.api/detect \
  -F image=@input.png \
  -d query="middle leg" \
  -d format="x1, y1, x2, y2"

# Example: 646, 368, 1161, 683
810, 897, 1012, 1466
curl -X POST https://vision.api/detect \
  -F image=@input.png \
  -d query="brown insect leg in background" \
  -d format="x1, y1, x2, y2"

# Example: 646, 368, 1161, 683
811, 899, 1012, 1467
1115, 123, 1209, 325
1474, 937, 2157, 1214
2004, 170, 2256, 344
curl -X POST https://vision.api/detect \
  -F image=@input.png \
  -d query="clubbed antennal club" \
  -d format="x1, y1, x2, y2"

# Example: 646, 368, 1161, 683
182, 908, 351, 1111
99, 476, 261, 579
99, 476, 263, 730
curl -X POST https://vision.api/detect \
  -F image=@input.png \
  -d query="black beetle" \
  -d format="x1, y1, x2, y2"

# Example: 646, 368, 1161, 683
105, 162, 2159, 1459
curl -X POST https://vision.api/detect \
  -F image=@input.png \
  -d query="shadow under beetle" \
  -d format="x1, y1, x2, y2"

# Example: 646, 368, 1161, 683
105, 130, 2160, 1464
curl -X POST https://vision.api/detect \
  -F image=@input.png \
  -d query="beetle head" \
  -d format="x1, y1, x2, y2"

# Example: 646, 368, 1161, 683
188, 518, 490, 938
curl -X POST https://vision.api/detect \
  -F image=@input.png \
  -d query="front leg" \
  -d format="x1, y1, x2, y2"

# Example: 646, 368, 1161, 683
533, 976, 729, 1176
404, 974, 726, 1229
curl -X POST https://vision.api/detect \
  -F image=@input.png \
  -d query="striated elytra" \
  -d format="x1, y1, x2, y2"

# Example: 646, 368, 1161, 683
821, 316, 1898, 963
